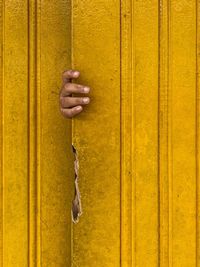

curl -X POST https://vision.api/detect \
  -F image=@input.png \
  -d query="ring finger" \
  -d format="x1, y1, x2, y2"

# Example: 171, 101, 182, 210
60, 96, 90, 108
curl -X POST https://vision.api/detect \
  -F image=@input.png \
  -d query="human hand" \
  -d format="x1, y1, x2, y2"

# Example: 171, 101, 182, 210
59, 70, 90, 118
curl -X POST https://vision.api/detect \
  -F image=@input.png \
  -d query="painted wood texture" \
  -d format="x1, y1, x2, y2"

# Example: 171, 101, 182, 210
72, 0, 199, 266
0, 0, 199, 266
0, 0, 73, 266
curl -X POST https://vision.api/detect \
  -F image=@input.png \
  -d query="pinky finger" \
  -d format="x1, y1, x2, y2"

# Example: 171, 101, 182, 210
61, 105, 83, 118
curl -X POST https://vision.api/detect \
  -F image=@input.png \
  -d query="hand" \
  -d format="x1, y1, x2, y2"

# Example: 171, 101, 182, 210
59, 69, 90, 118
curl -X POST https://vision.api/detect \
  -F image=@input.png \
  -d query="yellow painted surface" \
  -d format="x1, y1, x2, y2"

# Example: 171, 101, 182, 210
0, 0, 73, 266
72, 0, 199, 266
0, 0, 199, 266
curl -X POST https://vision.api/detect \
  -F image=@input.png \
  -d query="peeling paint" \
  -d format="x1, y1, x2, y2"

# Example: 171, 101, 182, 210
71, 144, 82, 223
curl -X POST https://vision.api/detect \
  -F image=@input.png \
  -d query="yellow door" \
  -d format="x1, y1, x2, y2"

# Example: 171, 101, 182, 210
0, 0, 199, 266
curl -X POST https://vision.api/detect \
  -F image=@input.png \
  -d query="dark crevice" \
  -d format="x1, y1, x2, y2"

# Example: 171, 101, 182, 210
71, 144, 82, 223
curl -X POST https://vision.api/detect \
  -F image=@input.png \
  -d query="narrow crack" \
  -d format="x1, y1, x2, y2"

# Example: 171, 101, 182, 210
71, 144, 82, 223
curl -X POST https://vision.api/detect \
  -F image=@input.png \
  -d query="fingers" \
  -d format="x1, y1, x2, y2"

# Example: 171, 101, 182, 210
60, 82, 90, 97
62, 69, 80, 83
60, 96, 90, 108
60, 69, 91, 118
60, 106, 83, 118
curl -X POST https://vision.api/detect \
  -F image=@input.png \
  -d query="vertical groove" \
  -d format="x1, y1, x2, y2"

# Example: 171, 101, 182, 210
132, 1, 136, 265
131, 0, 136, 265
28, 1, 30, 264
158, 0, 171, 266
71, 0, 74, 266
158, 0, 161, 264
168, 1, 173, 266
28, 0, 30, 265
28, 0, 37, 266
196, 0, 199, 265
36, 0, 41, 265
0, 0, 4, 266
119, 0, 122, 265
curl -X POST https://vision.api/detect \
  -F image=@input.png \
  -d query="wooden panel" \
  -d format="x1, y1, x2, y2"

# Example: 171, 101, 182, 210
121, 0, 159, 266
39, 1, 73, 266
132, 1, 159, 266
72, 0, 199, 266
171, 1, 197, 266
0, 0, 73, 266
1, 1, 29, 265
72, 0, 121, 266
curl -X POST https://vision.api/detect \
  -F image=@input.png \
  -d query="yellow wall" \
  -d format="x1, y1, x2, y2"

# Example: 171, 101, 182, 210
0, 0, 200, 266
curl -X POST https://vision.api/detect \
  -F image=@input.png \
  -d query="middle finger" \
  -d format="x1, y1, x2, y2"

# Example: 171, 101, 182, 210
60, 83, 90, 96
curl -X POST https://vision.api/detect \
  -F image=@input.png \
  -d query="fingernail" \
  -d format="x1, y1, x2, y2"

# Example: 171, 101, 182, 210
83, 86, 90, 93
76, 106, 82, 111
73, 71, 79, 77
83, 97, 90, 104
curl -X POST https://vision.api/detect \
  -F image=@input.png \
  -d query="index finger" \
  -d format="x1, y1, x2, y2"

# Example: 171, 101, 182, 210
62, 69, 80, 83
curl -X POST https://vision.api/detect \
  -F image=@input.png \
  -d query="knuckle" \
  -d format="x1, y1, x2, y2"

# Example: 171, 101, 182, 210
62, 69, 71, 77
64, 82, 71, 91
60, 108, 72, 118
68, 109, 74, 118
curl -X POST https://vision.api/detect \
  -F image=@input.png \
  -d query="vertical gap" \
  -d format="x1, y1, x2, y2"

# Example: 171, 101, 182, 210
158, 0, 161, 266
34, 1, 38, 265
168, 0, 173, 266
119, 0, 122, 265
166, 8, 169, 266
28, 0, 37, 266
36, 0, 41, 265
0, 0, 4, 265
132, 0, 136, 265
167, 0, 170, 265
70, 0, 74, 266
196, 0, 199, 265
27, 0, 30, 265
120, 1, 130, 265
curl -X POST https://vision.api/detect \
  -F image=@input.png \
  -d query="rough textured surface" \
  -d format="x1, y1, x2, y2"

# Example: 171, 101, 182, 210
71, 144, 82, 223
